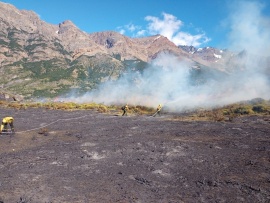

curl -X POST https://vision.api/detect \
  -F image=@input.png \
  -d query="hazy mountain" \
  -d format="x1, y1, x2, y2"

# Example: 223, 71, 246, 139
0, 1, 227, 100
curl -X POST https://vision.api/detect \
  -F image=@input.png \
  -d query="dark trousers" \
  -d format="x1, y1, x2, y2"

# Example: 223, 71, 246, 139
2, 122, 14, 132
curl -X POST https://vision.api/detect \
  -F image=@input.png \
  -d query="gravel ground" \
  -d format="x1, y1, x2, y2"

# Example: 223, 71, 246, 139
0, 107, 269, 203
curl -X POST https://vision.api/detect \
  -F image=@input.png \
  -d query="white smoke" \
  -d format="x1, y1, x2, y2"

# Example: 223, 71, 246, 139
65, 54, 195, 110
226, 0, 270, 56
61, 0, 270, 112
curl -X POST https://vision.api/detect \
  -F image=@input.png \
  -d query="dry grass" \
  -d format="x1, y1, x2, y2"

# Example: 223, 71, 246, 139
0, 101, 155, 115
190, 101, 270, 122
129, 105, 155, 115
0, 99, 269, 120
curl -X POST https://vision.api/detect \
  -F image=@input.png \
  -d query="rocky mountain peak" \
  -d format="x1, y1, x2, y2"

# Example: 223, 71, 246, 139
58, 20, 78, 33
0, 1, 58, 37
0, 1, 238, 99
0, 1, 17, 11
89, 31, 127, 46
179, 45, 197, 54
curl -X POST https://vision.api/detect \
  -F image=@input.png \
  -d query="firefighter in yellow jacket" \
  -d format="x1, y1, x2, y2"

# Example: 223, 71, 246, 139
0, 117, 15, 134
153, 104, 162, 117
121, 104, 129, 116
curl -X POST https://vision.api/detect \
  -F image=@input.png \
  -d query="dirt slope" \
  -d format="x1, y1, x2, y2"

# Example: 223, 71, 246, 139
0, 107, 269, 203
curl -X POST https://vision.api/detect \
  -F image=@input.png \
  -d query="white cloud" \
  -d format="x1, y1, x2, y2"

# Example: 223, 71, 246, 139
117, 12, 210, 46
126, 23, 140, 32
145, 13, 182, 40
118, 29, 125, 35
145, 12, 210, 47
117, 23, 142, 36
172, 32, 210, 47
136, 29, 146, 36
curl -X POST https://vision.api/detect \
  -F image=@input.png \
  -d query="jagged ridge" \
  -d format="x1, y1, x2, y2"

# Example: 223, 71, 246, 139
0, 1, 227, 99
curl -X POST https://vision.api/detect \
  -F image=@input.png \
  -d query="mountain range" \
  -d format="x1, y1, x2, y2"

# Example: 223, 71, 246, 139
0, 1, 235, 100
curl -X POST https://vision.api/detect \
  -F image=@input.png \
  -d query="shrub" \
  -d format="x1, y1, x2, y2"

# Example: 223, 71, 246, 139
6, 102, 26, 110
82, 103, 100, 110
209, 110, 225, 121
252, 105, 268, 113
27, 102, 43, 108
233, 106, 253, 115
97, 105, 108, 113
133, 105, 155, 114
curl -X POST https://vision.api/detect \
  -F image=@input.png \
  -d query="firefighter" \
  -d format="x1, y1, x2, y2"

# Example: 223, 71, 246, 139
0, 117, 15, 134
121, 104, 129, 116
153, 104, 162, 117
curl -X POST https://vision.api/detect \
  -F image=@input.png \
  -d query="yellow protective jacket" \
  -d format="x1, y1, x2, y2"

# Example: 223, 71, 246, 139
157, 104, 162, 111
122, 105, 128, 111
1, 117, 14, 132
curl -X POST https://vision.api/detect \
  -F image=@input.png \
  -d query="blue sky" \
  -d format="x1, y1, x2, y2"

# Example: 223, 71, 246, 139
1, 0, 270, 49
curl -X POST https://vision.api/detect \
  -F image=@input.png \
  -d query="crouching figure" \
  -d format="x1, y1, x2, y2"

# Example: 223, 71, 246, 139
121, 104, 129, 116
1, 117, 15, 134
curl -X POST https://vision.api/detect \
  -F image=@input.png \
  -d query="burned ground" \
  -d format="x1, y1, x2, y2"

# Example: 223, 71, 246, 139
0, 107, 269, 203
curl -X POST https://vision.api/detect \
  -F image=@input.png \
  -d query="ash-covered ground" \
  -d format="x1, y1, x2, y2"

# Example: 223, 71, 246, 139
0, 107, 269, 203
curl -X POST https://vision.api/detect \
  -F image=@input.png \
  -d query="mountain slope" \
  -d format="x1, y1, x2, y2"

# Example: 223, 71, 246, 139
0, 1, 225, 100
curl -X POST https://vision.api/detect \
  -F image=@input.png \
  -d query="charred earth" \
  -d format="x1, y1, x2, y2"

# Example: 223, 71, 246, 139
0, 107, 269, 203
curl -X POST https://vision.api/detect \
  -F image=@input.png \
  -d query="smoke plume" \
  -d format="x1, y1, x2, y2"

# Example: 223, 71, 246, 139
62, 0, 270, 112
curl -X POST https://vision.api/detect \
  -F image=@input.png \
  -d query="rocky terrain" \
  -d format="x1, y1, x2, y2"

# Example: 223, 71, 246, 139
0, 1, 232, 99
0, 2, 194, 64
0, 107, 269, 203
